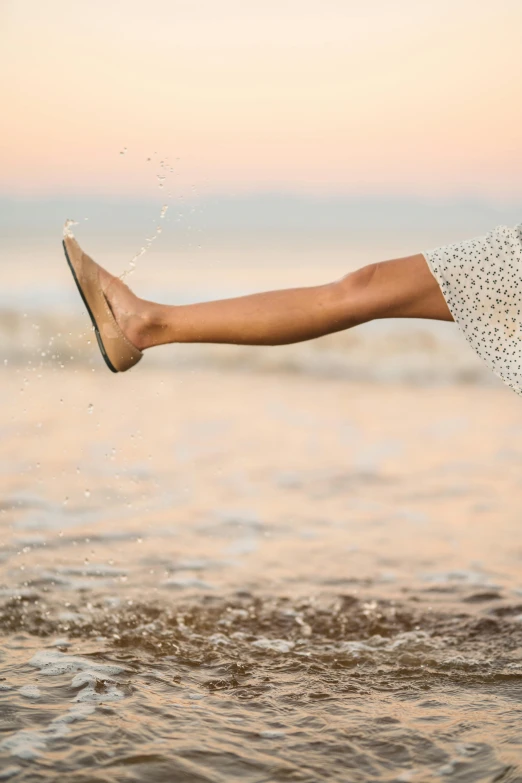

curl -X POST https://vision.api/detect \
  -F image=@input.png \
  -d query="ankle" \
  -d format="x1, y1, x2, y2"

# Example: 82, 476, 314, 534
135, 301, 171, 350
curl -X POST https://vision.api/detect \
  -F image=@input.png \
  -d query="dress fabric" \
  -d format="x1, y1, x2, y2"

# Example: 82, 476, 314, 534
421, 222, 522, 396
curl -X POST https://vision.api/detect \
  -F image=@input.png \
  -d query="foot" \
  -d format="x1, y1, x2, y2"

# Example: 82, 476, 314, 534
97, 266, 162, 352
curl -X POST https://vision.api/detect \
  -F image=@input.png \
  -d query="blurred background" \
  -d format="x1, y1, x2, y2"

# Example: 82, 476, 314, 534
2, 0, 522, 381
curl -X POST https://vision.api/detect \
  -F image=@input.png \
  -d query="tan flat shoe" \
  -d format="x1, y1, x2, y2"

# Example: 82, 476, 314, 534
62, 235, 143, 373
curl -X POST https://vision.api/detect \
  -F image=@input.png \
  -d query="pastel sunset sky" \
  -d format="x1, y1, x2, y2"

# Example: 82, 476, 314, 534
2, 0, 522, 199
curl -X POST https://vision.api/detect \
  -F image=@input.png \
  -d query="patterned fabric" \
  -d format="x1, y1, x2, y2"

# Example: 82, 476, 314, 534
422, 222, 522, 396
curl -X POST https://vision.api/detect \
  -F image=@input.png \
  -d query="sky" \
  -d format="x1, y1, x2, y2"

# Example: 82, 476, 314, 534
1, 0, 522, 200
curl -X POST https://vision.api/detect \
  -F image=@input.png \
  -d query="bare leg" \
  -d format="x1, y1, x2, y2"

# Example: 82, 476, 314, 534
98, 253, 452, 351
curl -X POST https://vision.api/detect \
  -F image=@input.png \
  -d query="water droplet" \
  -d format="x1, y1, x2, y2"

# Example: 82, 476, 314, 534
119, 147, 127, 155
63, 219, 78, 238
87, 403, 94, 414
84, 489, 91, 498
160, 205, 169, 219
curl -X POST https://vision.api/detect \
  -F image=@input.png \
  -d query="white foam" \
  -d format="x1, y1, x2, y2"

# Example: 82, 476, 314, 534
338, 640, 383, 655
74, 682, 124, 703
0, 712, 88, 759
259, 730, 286, 738
0, 767, 22, 780
51, 704, 96, 724
208, 633, 230, 646
70, 669, 125, 703
29, 649, 125, 677
19, 685, 41, 699
251, 638, 295, 653
71, 671, 98, 688
338, 631, 437, 658
387, 630, 434, 652
163, 577, 214, 590
50, 637, 72, 648
420, 569, 498, 587
56, 564, 127, 577
2, 653, 119, 760
0, 729, 52, 760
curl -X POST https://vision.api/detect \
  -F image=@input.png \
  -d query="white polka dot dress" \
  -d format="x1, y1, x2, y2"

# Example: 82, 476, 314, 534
422, 222, 522, 395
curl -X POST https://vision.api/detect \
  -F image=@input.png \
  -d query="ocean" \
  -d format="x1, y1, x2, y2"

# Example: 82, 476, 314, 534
2, 195, 522, 781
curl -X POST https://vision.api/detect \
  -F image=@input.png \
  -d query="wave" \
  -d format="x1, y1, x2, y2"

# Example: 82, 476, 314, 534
0, 306, 495, 385
2, 591, 519, 779
2, 591, 522, 687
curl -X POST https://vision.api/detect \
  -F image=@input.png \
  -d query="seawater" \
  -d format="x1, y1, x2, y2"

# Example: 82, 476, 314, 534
2, 366, 522, 780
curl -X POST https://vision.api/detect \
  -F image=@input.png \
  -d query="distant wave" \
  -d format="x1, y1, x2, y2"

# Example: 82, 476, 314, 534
0, 306, 498, 385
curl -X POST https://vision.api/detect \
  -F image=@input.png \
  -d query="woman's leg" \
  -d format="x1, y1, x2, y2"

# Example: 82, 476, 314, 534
99, 253, 453, 351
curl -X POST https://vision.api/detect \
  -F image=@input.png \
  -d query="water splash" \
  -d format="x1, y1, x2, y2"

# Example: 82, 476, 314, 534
63, 219, 78, 238
113, 150, 178, 281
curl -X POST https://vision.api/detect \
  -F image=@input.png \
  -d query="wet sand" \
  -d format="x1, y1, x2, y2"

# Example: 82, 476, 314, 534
2, 365, 522, 780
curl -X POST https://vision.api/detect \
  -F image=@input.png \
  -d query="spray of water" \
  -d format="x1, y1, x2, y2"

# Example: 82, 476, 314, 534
118, 150, 176, 282
63, 152, 177, 282
63, 219, 79, 238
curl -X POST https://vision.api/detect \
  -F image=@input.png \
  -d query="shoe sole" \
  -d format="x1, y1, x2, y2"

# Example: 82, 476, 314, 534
62, 239, 118, 373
